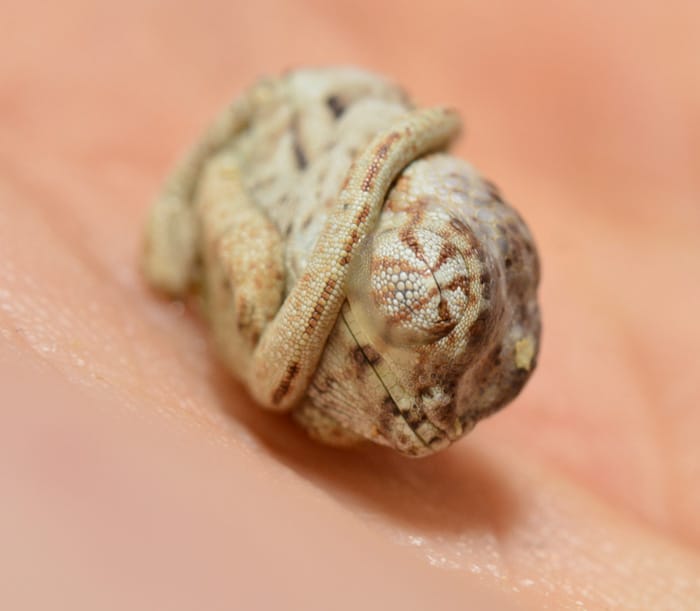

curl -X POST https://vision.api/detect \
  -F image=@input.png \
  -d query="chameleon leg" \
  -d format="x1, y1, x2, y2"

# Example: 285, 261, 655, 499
143, 80, 274, 295
196, 150, 285, 379
249, 107, 461, 411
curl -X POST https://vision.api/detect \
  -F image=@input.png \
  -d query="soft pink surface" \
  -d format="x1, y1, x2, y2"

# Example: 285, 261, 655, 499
1, 1, 699, 609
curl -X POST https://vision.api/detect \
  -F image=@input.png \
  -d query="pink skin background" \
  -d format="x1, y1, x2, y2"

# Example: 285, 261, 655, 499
2, 0, 700, 608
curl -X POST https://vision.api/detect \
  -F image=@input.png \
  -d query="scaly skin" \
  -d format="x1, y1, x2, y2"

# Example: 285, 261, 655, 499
143, 67, 541, 456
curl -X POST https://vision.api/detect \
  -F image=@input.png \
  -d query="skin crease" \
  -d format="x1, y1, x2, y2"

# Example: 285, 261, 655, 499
1, 0, 700, 608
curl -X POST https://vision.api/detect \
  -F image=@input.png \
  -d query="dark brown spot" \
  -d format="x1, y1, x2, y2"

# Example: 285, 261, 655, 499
301, 278, 337, 336
352, 344, 382, 369
354, 203, 371, 226
291, 116, 307, 170
293, 140, 307, 170
322, 277, 337, 295
272, 361, 300, 405
326, 95, 346, 119
378, 396, 401, 435
483, 179, 503, 203
351, 346, 365, 366
436, 299, 454, 328
391, 404, 436, 446
488, 344, 502, 366
361, 161, 379, 193
234, 293, 248, 327
302, 216, 312, 230
468, 309, 493, 352
434, 399, 457, 426
364, 345, 382, 365
386, 396, 401, 415
479, 271, 491, 300
450, 217, 468, 232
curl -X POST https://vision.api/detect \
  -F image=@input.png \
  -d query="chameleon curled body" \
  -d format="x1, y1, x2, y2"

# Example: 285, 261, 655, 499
143, 67, 541, 457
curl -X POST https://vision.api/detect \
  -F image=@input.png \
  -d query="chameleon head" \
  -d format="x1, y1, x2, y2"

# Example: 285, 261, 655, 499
339, 156, 540, 456
345, 210, 495, 454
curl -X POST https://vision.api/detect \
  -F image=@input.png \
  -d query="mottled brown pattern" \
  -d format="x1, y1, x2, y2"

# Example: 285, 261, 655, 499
369, 256, 427, 274
442, 275, 470, 294
377, 396, 402, 438
398, 226, 425, 259
360, 131, 401, 192
431, 397, 458, 429
434, 240, 459, 269
436, 299, 455, 331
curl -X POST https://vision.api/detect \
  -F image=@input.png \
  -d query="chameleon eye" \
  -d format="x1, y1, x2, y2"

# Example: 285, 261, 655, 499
347, 227, 472, 346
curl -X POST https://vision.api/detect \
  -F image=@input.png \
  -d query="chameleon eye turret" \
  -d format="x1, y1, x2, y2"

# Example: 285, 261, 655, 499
346, 224, 474, 347
143, 67, 540, 456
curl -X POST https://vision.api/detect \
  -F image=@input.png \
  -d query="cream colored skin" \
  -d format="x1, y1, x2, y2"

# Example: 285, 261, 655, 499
144, 67, 541, 457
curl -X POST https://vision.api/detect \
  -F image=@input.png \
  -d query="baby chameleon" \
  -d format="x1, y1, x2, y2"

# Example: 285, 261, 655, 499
143, 67, 541, 457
